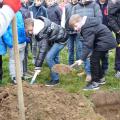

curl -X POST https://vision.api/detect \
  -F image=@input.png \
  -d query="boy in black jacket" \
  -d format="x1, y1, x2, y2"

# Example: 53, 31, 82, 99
69, 14, 117, 90
108, 0, 120, 78
24, 16, 67, 86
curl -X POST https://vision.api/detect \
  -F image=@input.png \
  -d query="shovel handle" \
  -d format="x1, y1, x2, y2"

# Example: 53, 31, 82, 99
30, 71, 39, 85
70, 62, 78, 68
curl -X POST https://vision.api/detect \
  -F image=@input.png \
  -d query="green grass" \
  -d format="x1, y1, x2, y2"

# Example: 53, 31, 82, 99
1, 48, 120, 96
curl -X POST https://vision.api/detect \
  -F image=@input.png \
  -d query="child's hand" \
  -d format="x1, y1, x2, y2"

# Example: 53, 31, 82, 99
34, 67, 41, 74
75, 59, 83, 66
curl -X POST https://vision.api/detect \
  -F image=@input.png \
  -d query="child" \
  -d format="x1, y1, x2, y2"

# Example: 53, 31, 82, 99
24, 16, 67, 86
3, 11, 27, 84
46, 0, 62, 25
69, 14, 117, 90
97, 0, 109, 76
108, 0, 120, 78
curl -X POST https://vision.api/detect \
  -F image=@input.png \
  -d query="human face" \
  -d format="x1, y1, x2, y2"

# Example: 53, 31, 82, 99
25, 24, 34, 37
34, 0, 42, 6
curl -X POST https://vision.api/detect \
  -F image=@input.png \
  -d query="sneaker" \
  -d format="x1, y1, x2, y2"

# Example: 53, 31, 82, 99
85, 74, 91, 82
115, 71, 120, 78
45, 80, 59, 87
12, 77, 17, 85
83, 82, 100, 91
98, 77, 106, 85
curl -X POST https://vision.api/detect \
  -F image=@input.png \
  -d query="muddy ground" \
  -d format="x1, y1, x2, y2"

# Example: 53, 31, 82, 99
1, 83, 120, 120
0, 82, 104, 120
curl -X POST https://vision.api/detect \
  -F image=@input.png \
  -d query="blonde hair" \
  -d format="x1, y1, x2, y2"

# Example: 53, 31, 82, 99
69, 14, 82, 28
24, 18, 34, 28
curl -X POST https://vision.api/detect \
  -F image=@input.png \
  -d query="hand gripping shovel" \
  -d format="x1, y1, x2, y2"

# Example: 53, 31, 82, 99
30, 70, 40, 85
52, 62, 78, 75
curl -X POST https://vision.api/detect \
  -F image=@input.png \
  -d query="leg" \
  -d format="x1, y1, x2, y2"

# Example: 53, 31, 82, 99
46, 43, 64, 81
67, 35, 75, 65
0, 55, 3, 82
101, 51, 109, 74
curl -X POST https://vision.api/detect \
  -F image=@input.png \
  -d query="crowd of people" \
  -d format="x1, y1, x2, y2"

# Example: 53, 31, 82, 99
0, 0, 120, 90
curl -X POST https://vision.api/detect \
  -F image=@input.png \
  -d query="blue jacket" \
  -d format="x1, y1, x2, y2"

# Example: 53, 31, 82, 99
0, 37, 7, 55
3, 11, 27, 48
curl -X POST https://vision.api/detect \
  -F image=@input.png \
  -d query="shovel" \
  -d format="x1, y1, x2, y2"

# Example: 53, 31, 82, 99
52, 62, 79, 75
30, 70, 40, 85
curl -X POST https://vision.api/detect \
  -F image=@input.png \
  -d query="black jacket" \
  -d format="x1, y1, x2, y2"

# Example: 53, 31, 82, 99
80, 17, 117, 60
35, 17, 67, 67
108, 1, 120, 43
47, 3, 62, 25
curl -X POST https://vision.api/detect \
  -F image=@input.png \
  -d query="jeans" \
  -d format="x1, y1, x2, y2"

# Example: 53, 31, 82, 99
0, 55, 2, 80
46, 43, 65, 81
9, 43, 25, 79
68, 34, 91, 75
90, 51, 107, 82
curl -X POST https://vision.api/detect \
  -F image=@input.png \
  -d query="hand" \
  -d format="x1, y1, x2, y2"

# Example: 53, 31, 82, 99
75, 59, 83, 66
3, 0, 21, 13
34, 67, 41, 74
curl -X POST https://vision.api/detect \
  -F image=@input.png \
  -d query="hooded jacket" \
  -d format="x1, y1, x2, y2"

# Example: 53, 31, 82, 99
34, 16, 68, 67
108, 0, 120, 43
72, 0, 103, 23
80, 17, 117, 60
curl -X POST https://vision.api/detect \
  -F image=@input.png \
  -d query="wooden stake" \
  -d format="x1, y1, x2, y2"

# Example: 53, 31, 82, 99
12, 17, 26, 120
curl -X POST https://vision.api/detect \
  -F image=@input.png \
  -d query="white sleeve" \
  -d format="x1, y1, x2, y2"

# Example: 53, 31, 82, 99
61, 8, 65, 28
0, 5, 15, 37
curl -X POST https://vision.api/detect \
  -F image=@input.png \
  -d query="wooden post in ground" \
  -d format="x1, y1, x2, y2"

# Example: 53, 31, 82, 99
12, 17, 26, 120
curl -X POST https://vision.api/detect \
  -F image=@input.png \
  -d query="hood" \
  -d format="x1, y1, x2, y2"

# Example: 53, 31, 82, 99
79, 0, 94, 5
82, 17, 100, 29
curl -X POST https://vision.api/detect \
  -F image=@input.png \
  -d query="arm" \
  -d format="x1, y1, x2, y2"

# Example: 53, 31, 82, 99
80, 29, 95, 61
35, 39, 48, 67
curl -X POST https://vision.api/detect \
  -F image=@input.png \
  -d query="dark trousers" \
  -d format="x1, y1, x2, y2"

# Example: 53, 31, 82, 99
0, 55, 2, 80
90, 51, 107, 82
115, 46, 120, 71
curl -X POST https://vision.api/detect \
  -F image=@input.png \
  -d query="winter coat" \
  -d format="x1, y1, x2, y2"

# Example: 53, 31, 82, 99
72, 1, 103, 23
29, 4, 48, 18
47, 3, 62, 25
34, 17, 68, 67
108, 1, 120, 43
97, 0, 108, 26
65, 2, 77, 34
0, 37, 7, 55
2, 11, 27, 48
80, 17, 117, 60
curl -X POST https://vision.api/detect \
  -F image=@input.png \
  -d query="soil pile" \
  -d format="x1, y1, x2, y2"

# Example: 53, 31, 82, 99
91, 91, 120, 120
0, 82, 104, 120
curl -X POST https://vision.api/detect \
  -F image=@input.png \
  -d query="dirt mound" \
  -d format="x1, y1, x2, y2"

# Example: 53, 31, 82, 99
0, 82, 104, 120
91, 91, 120, 120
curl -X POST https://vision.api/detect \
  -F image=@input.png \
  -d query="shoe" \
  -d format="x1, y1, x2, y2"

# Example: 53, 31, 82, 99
85, 74, 91, 82
83, 82, 100, 91
12, 77, 17, 85
98, 77, 106, 85
115, 71, 120, 78
45, 80, 59, 87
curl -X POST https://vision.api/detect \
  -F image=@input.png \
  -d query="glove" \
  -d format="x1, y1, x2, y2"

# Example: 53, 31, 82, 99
3, 0, 21, 13
75, 59, 83, 66
34, 67, 41, 74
